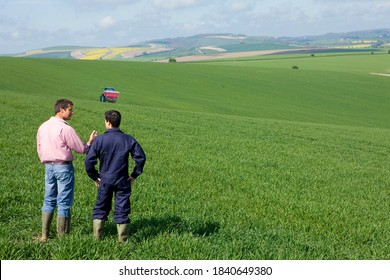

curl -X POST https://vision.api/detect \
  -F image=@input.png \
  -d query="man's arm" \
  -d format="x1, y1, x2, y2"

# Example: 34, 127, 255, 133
64, 127, 97, 154
84, 142, 100, 181
130, 141, 146, 179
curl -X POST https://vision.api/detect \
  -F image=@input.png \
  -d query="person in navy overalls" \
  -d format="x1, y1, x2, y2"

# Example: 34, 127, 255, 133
85, 110, 146, 242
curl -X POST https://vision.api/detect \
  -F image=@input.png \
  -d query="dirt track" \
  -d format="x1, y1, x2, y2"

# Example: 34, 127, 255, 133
371, 72, 390, 77
154, 49, 300, 63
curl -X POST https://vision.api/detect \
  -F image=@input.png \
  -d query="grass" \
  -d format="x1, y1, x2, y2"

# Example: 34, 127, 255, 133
0, 52, 389, 259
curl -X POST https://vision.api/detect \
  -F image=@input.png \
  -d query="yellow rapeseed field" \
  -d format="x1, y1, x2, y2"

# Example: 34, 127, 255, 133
352, 40, 377, 44
79, 47, 145, 60
104, 47, 143, 59
26, 49, 43, 54
331, 44, 372, 49
79, 48, 110, 60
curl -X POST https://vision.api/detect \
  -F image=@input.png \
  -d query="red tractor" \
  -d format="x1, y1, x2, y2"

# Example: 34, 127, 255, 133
100, 87, 120, 102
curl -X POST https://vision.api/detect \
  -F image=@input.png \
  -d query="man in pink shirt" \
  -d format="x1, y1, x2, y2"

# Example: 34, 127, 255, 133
37, 99, 97, 242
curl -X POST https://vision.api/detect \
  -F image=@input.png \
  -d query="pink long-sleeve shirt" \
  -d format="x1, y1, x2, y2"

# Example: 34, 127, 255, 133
37, 116, 88, 163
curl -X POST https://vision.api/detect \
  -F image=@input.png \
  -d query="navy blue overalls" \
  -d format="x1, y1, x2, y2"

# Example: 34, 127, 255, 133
85, 128, 146, 224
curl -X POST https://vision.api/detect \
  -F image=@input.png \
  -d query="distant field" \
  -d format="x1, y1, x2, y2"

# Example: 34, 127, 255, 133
9, 29, 390, 62
218, 43, 296, 52
0, 52, 389, 259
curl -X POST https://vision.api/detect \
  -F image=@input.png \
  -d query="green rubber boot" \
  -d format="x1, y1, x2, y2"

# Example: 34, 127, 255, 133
93, 219, 105, 239
40, 212, 54, 242
57, 216, 71, 239
117, 224, 130, 243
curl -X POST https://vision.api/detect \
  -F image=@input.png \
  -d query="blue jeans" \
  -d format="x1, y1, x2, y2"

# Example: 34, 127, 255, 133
42, 163, 74, 217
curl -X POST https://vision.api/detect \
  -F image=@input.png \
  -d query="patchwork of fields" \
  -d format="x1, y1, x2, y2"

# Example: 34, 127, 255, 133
0, 51, 389, 259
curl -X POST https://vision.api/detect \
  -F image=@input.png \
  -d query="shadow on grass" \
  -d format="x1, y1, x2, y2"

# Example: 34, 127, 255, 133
103, 215, 220, 241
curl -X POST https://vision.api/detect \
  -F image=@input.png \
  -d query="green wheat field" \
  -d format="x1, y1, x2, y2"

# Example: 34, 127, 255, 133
0, 51, 389, 260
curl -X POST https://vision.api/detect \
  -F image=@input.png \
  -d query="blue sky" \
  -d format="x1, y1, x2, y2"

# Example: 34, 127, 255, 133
1, 0, 389, 54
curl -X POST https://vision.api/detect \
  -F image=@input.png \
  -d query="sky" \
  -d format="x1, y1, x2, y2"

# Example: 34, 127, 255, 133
1, 0, 390, 54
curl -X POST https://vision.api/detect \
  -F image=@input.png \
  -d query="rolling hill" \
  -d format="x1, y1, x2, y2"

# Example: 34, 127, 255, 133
6, 28, 390, 61
0, 51, 390, 260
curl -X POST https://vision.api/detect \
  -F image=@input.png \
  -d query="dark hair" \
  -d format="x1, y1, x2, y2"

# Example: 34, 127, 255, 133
54, 99, 73, 114
105, 110, 121, 127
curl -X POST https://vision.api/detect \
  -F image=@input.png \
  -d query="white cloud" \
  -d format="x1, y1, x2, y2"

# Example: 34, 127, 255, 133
70, 0, 134, 6
153, 0, 204, 10
228, 2, 253, 13
1, 0, 390, 54
98, 16, 116, 29
11, 31, 22, 40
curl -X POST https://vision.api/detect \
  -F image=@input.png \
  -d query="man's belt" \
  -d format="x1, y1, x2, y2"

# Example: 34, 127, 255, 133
44, 161, 72, 165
